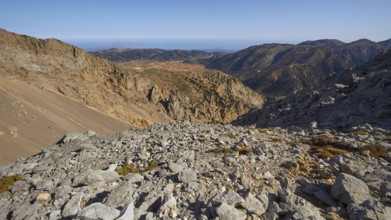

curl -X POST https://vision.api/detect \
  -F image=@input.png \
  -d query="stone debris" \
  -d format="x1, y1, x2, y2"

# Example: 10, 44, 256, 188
0, 122, 390, 219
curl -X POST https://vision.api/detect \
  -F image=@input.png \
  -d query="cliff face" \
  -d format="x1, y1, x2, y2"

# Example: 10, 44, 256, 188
0, 29, 263, 127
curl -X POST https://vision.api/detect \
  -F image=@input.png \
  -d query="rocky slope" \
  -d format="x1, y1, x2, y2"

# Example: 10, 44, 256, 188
0, 77, 129, 165
91, 48, 225, 62
203, 39, 390, 97
0, 122, 390, 219
117, 61, 263, 123
234, 50, 391, 130
0, 28, 262, 127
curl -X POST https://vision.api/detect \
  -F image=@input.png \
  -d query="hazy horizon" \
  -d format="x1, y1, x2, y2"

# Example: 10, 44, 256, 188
64, 38, 297, 52
1, 0, 391, 48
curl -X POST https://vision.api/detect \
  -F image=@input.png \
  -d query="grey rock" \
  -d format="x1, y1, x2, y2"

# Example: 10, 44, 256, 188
180, 150, 195, 162
242, 192, 268, 216
263, 171, 274, 179
54, 185, 72, 200
313, 190, 337, 206
215, 202, 247, 220
12, 203, 40, 220
80, 169, 120, 186
278, 189, 325, 220
0, 199, 11, 219
168, 162, 187, 173
104, 179, 134, 208
178, 168, 197, 183
300, 180, 322, 195
158, 193, 177, 212
117, 202, 134, 220
331, 173, 372, 204
35, 179, 54, 191
77, 202, 120, 220
211, 190, 244, 206
62, 133, 84, 143
125, 173, 144, 183
384, 151, 391, 163
86, 130, 96, 137
10, 180, 29, 193
347, 199, 391, 220
62, 193, 83, 217
79, 143, 95, 150
49, 210, 61, 220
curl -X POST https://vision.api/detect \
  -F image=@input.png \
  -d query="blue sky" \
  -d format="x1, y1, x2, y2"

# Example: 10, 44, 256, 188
1, 0, 391, 49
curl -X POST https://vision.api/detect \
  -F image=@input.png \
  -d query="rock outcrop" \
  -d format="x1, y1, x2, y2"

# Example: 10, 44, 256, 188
0, 122, 390, 219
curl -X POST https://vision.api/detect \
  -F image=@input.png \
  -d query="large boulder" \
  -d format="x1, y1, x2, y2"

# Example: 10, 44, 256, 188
77, 203, 120, 220
347, 199, 391, 220
331, 173, 372, 204
215, 202, 247, 220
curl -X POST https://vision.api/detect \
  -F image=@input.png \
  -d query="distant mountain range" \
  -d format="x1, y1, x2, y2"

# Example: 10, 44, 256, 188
91, 48, 226, 62
202, 38, 391, 96
92, 38, 391, 97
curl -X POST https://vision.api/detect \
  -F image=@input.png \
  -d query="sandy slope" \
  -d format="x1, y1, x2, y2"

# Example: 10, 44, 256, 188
0, 77, 130, 165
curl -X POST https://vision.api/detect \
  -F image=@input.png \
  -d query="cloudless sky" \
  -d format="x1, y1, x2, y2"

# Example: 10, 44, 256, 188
1, 0, 391, 49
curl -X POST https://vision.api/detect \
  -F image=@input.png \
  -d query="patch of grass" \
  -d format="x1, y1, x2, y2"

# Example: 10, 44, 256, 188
115, 163, 141, 175
207, 144, 253, 155
0, 174, 22, 193
380, 136, 391, 142
144, 161, 158, 172
207, 146, 235, 154
246, 127, 268, 134
314, 145, 349, 159
358, 144, 388, 158
349, 130, 369, 136
287, 140, 301, 147
115, 161, 159, 176
307, 136, 350, 150
235, 143, 253, 155
269, 137, 281, 142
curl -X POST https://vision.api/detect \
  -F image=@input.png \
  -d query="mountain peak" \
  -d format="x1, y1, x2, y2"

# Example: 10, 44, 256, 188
298, 39, 345, 48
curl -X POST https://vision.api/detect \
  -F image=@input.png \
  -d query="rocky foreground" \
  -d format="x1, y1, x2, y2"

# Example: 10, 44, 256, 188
0, 122, 390, 219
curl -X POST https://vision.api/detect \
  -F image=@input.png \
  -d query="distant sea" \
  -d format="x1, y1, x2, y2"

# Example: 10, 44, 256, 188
63, 39, 279, 52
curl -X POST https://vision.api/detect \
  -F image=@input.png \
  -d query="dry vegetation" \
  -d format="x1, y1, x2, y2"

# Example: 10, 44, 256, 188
0, 174, 22, 193
115, 161, 158, 176
358, 144, 388, 158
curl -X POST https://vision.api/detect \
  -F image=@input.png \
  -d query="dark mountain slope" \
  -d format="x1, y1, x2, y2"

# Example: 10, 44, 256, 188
234, 49, 391, 130
203, 39, 390, 97
91, 48, 225, 62
298, 39, 345, 48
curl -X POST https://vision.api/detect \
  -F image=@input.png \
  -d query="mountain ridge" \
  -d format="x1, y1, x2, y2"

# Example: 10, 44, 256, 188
202, 38, 390, 96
